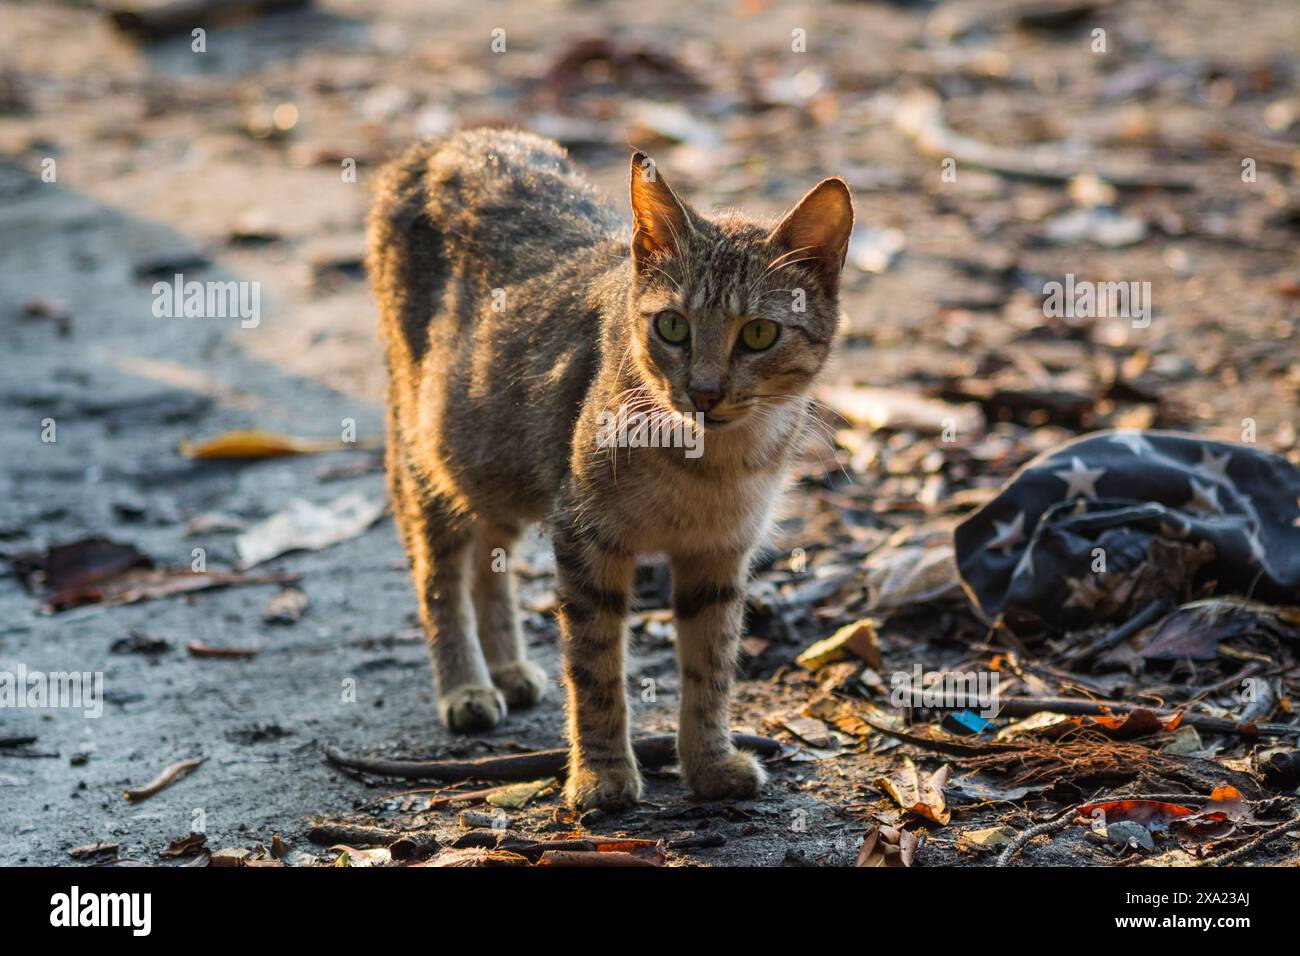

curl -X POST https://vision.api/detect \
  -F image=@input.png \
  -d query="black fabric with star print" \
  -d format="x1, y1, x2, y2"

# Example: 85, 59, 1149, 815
954, 429, 1300, 629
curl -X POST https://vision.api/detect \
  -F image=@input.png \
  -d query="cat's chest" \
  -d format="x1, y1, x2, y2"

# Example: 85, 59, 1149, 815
612, 452, 787, 554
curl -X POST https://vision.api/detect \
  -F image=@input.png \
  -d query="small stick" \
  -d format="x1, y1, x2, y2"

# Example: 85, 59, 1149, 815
306, 822, 404, 847
307, 821, 445, 861
996, 807, 1081, 867
389, 831, 442, 862
995, 696, 1298, 737
1063, 599, 1168, 667
324, 733, 784, 781
187, 641, 259, 658
1201, 815, 1300, 867
451, 830, 662, 862
123, 756, 205, 801
537, 849, 660, 867
356, 782, 517, 811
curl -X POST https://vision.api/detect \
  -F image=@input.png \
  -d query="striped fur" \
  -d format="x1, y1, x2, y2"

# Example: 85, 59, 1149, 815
369, 128, 851, 807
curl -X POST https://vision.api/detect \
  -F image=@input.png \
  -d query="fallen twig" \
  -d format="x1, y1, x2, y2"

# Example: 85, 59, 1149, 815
1201, 815, 1300, 867
893, 90, 1198, 189
187, 641, 259, 659
864, 720, 1023, 756
306, 820, 443, 861
995, 696, 1299, 737
1062, 599, 1168, 667
324, 733, 783, 781
123, 756, 205, 801
996, 808, 1081, 867
537, 849, 660, 867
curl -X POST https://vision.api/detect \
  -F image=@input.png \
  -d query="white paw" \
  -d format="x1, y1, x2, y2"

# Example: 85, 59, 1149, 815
438, 684, 507, 732
683, 748, 766, 800
490, 660, 548, 708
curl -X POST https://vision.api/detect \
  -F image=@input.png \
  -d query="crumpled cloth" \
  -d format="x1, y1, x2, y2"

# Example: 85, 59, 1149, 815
954, 430, 1300, 629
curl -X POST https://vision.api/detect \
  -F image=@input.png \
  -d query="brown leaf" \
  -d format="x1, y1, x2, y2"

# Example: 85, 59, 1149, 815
180, 429, 357, 460
160, 832, 208, 858
68, 842, 119, 860
854, 824, 917, 866
795, 619, 881, 670
875, 758, 951, 825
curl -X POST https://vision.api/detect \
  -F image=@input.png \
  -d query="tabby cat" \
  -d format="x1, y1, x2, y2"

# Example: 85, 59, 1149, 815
368, 128, 852, 808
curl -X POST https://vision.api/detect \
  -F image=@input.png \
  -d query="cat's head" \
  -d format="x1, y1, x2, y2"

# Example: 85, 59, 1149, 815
624, 151, 853, 433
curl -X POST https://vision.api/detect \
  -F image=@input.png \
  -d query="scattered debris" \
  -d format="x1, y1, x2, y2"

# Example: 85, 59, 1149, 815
123, 756, 205, 802
263, 586, 309, 624
795, 619, 881, 670
235, 492, 387, 568
68, 842, 120, 861
818, 384, 983, 436
187, 641, 259, 659
854, 824, 918, 867
106, 0, 312, 41
111, 630, 172, 655
180, 429, 374, 460
875, 758, 952, 825
323, 733, 784, 781
892, 89, 1197, 189
160, 832, 208, 858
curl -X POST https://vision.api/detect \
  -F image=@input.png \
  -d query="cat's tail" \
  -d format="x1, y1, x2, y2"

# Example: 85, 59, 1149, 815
367, 139, 449, 365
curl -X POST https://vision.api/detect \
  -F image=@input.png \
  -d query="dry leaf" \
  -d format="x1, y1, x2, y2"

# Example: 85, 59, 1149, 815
235, 493, 386, 568
795, 619, 881, 670
875, 758, 951, 825
854, 824, 917, 866
486, 778, 555, 809
180, 429, 364, 459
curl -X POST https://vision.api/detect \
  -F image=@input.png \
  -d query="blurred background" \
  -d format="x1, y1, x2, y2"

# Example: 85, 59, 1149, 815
3, 0, 1297, 447
0, 0, 1298, 866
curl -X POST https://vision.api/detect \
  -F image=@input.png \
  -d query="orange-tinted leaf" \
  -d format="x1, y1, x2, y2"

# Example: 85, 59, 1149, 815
1079, 799, 1196, 826
1203, 785, 1254, 822
181, 429, 349, 460
875, 758, 951, 825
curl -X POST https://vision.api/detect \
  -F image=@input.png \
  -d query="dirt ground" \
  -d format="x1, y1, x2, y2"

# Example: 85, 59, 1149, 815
1, 0, 1298, 867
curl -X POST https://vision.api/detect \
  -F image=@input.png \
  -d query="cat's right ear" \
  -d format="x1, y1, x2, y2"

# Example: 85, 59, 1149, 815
630, 152, 693, 271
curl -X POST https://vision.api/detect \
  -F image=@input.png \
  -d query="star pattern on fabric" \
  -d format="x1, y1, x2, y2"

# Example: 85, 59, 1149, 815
1183, 478, 1223, 516
959, 429, 1300, 625
1107, 431, 1154, 456
1053, 456, 1105, 500
988, 511, 1026, 556
1196, 446, 1232, 483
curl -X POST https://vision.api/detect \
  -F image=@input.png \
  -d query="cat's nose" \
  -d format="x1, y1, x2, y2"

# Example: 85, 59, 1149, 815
688, 389, 723, 413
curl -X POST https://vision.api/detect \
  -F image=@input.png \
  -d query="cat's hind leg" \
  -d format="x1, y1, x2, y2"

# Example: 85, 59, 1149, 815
391, 461, 505, 732
472, 521, 547, 708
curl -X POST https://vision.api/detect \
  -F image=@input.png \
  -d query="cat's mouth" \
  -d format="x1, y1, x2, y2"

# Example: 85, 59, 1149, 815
701, 411, 742, 429
673, 401, 749, 430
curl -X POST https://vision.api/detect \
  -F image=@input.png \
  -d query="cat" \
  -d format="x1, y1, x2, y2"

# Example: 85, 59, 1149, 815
368, 128, 852, 808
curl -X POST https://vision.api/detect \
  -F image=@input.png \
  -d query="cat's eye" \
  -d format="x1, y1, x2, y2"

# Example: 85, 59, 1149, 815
655, 310, 690, 345
740, 318, 780, 351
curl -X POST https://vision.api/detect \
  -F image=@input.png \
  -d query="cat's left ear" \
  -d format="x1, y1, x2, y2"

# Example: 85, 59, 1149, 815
630, 151, 695, 271
768, 178, 854, 287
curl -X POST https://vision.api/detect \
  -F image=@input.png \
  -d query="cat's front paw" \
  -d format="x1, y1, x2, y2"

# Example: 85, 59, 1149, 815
438, 685, 506, 732
683, 748, 766, 800
564, 761, 643, 810
490, 660, 548, 708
